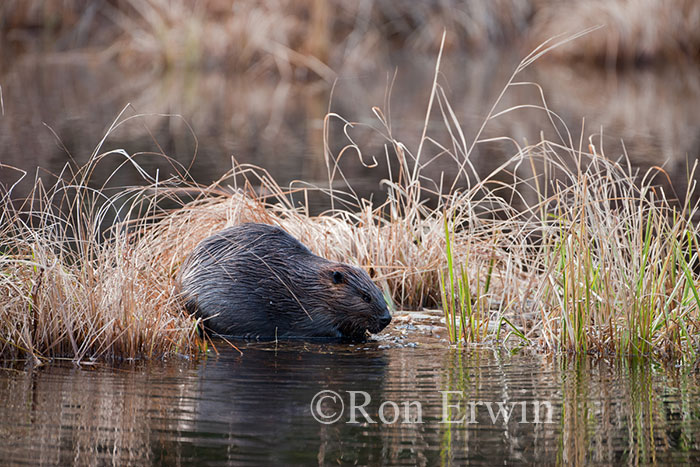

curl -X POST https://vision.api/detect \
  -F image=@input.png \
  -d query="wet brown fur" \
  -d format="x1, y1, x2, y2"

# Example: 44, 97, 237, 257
177, 223, 392, 339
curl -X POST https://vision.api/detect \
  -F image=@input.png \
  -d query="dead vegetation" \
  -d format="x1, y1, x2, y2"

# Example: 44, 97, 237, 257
2, 0, 699, 77
1, 33, 699, 363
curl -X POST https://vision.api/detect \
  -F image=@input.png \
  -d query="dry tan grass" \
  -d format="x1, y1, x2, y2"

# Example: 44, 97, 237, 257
4, 0, 697, 75
2, 29, 699, 362
2, 128, 699, 361
529, 0, 700, 64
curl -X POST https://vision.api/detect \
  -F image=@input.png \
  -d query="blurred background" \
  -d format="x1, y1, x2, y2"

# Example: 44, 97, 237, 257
1, 0, 699, 212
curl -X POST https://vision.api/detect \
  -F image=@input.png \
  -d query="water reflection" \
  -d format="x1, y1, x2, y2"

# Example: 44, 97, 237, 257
1, 345, 698, 465
2, 49, 699, 214
0, 359, 200, 465
558, 356, 700, 465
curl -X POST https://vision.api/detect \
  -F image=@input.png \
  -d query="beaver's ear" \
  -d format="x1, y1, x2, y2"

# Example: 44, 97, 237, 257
332, 271, 345, 284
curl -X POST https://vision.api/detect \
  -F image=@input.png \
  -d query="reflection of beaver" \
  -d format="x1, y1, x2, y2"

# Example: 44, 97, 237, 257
177, 223, 392, 339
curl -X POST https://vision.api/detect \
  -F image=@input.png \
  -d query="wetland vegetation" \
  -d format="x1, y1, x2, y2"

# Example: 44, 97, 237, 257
2, 1, 700, 465
1, 1, 699, 363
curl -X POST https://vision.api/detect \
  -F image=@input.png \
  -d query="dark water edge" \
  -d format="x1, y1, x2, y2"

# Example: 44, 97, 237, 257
1, 342, 699, 465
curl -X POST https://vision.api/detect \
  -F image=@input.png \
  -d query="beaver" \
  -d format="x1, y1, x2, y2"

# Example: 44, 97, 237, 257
177, 223, 392, 339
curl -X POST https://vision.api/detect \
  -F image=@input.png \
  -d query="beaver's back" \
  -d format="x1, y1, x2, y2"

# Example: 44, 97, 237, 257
177, 223, 328, 337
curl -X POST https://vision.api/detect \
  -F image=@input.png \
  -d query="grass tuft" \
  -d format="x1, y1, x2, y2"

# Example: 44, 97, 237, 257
2, 34, 699, 362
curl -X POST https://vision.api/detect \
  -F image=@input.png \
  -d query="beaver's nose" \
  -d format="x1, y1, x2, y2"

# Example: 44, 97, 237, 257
379, 311, 392, 329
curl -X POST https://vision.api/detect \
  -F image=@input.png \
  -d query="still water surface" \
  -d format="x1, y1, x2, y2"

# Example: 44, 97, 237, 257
1, 341, 699, 465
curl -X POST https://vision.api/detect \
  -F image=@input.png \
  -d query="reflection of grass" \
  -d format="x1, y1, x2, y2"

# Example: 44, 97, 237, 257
439, 348, 470, 465
556, 356, 700, 464
1, 33, 700, 362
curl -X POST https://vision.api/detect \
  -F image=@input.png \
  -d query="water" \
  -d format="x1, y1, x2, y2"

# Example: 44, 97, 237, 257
1, 341, 699, 465
2, 49, 699, 214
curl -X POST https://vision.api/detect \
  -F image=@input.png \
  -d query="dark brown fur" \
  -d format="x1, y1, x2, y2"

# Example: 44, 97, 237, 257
177, 223, 391, 339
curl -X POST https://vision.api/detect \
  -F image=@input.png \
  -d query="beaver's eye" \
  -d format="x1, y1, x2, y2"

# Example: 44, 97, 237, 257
332, 271, 345, 284
361, 292, 372, 303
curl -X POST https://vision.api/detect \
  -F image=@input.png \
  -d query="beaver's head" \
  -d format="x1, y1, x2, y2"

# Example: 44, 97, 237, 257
318, 263, 392, 340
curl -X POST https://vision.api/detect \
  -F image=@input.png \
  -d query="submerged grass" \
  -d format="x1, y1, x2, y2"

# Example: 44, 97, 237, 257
1, 34, 699, 363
